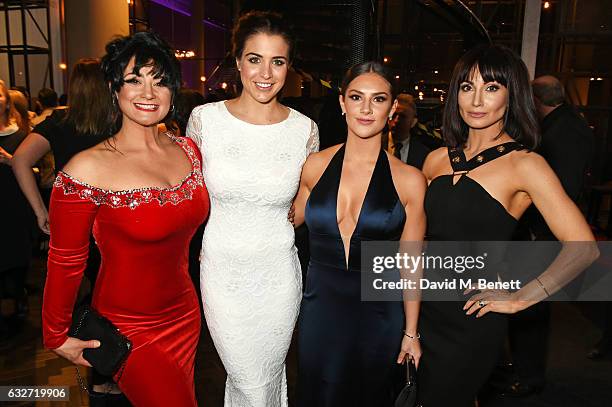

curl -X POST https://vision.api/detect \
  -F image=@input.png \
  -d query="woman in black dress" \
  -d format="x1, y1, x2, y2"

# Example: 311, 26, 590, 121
292, 61, 427, 406
0, 80, 32, 338
417, 44, 598, 406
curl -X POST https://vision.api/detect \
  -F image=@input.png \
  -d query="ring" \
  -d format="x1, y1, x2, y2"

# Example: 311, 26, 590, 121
478, 300, 486, 307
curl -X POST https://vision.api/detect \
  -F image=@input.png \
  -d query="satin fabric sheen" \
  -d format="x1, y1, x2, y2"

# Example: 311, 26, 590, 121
297, 145, 406, 406
42, 137, 209, 406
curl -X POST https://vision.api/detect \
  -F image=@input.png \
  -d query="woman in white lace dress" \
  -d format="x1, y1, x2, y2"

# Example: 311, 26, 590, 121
186, 11, 318, 407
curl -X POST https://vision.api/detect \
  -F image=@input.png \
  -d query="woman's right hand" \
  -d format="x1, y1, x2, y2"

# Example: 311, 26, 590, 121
52, 337, 100, 367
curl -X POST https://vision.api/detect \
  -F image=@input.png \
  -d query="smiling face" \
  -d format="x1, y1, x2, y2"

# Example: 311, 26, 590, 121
339, 72, 397, 140
457, 67, 508, 132
236, 33, 289, 104
115, 57, 172, 128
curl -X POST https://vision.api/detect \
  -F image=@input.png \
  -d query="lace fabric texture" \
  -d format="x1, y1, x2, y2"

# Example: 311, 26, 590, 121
187, 101, 319, 406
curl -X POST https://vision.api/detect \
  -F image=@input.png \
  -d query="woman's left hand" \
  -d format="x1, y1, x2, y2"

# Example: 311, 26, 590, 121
463, 289, 526, 317
397, 334, 422, 368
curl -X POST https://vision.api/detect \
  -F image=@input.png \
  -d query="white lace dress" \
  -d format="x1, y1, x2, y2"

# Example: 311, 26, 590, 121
186, 101, 319, 406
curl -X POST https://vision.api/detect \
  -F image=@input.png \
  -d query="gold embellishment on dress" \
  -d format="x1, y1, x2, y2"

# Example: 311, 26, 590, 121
452, 156, 460, 163
497, 145, 506, 152
476, 155, 484, 162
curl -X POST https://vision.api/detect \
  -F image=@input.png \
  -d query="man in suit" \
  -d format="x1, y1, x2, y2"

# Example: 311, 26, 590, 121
387, 93, 442, 169
503, 75, 594, 397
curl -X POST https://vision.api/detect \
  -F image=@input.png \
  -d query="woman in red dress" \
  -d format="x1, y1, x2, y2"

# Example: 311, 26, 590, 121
41, 32, 209, 406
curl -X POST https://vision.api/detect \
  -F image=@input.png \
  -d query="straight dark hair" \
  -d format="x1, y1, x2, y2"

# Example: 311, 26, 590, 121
443, 44, 540, 150
340, 61, 397, 99
64, 58, 112, 136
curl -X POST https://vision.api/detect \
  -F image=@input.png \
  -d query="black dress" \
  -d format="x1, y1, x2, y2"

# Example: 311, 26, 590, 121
297, 145, 406, 407
417, 142, 522, 407
0, 128, 31, 274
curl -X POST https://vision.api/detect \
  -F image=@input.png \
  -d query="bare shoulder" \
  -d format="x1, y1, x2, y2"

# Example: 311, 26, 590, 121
301, 144, 342, 187
61, 142, 114, 186
387, 152, 427, 204
422, 146, 448, 179
509, 149, 549, 177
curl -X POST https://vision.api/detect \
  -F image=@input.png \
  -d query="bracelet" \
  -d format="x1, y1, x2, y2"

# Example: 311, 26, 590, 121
403, 331, 420, 339
535, 277, 550, 297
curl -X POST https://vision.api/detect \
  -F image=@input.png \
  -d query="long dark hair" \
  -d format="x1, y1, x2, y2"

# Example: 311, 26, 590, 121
64, 58, 112, 136
442, 44, 540, 150
101, 31, 181, 133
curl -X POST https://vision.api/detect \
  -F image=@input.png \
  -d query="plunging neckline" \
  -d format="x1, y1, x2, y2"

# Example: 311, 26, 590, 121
334, 144, 384, 269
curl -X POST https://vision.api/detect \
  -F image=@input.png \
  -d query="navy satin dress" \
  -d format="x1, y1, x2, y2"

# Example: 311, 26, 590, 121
297, 144, 406, 407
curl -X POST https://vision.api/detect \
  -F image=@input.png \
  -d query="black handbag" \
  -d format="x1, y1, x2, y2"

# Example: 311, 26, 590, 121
69, 305, 132, 378
394, 361, 419, 407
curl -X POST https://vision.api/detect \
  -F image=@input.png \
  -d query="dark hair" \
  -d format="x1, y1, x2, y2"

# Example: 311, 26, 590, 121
64, 58, 112, 136
101, 31, 181, 132
340, 61, 397, 99
232, 11, 295, 62
442, 44, 540, 150
37, 87, 58, 109
166, 88, 205, 136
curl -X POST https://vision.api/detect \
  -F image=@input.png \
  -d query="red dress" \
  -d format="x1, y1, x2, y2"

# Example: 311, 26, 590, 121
42, 136, 209, 406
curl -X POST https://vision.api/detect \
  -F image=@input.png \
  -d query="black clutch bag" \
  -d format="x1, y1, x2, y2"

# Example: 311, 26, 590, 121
394, 361, 418, 407
69, 305, 132, 377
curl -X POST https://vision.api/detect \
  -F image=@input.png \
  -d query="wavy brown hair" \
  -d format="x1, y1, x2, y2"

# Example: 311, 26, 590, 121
64, 58, 112, 136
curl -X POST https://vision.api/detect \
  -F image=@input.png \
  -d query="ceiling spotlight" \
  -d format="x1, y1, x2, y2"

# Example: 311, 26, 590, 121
395, 75, 400, 79
590, 77, 595, 81
434, 87, 438, 92
59, 63, 67, 70
434, 70, 439, 74
221, 82, 228, 89
414, 85, 419, 90
543, 1, 551, 9
200, 76, 206, 82
597, 77, 603, 81
383, 57, 389, 63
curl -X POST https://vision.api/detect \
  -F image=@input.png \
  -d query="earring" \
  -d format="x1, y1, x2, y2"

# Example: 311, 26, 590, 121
169, 104, 175, 112
388, 114, 393, 120
342, 111, 346, 116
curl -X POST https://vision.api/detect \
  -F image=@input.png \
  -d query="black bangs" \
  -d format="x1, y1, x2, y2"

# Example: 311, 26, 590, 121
442, 44, 540, 150
129, 51, 172, 84
102, 31, 181, 96
458, 46, 512, 87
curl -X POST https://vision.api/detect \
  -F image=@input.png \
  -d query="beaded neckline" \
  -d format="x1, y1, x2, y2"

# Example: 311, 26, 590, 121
54, 134, 204, 209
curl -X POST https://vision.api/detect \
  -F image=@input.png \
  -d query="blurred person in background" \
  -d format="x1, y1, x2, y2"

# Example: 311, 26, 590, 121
32, 88, 59, 126
386, 93, 442, 170
0, 80, 33, 340
12, 59, 110, 234
163, 88, 205, 137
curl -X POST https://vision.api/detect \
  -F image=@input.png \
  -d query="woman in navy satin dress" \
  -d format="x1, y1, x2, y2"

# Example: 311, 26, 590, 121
292, 61, 427, 406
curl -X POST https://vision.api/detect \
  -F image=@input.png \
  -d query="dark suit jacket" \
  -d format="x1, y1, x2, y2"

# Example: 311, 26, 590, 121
526, 104, 594, 240
404, 125, 443, 170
